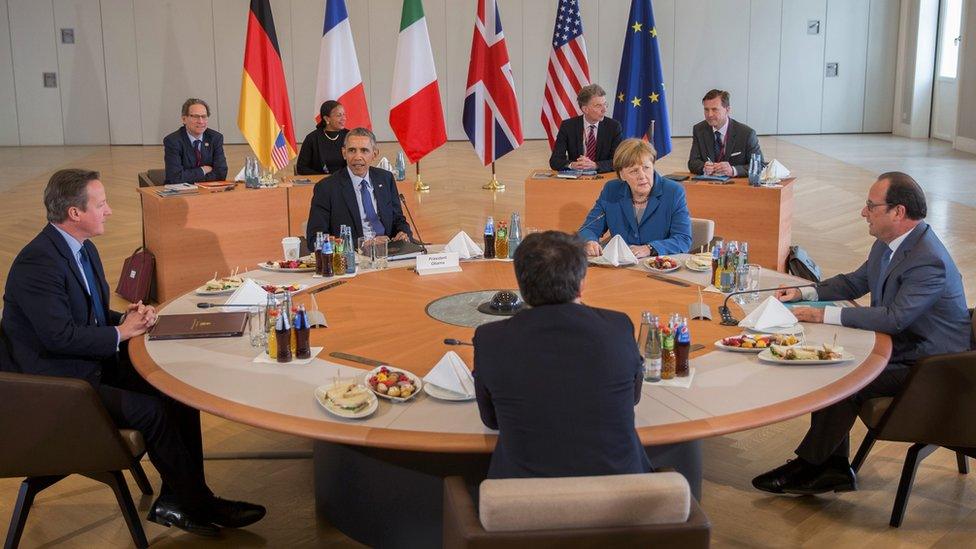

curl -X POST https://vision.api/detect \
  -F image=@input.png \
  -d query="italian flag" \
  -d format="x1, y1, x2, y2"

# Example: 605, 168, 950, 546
389, 0, 447, 163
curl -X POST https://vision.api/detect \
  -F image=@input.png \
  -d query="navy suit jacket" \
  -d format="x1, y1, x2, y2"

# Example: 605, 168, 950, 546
163, 127, 228, 183
687, 118, 762, 176
305, 167, 412, 245
578, 174, 692, 254
1, 224, 122, 384
474, 303, 652, 479
817, 222, 970, 365
549, 115, 623, 173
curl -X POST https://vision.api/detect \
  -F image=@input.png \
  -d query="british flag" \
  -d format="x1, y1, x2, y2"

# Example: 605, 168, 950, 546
462, 0, 523, 166
271, 129, 289, 171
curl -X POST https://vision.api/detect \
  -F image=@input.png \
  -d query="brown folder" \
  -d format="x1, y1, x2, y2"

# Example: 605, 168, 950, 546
148, 312, 248, 341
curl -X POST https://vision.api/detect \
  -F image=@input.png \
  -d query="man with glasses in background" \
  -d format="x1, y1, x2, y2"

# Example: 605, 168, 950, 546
163, 98, 228, 184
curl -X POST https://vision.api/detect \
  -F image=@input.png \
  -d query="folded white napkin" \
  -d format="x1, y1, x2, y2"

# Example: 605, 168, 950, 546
738, 296, 798, 332
423, 351, 475, 397
761, 159, 790, 182
601, 235, 638, 266
377, 157, 394, 174
443, 231, 484, 259
223, 278, 268, 311
233, 165, 246, 182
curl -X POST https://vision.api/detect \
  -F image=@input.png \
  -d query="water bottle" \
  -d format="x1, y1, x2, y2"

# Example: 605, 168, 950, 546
508, 212, 522, 259
748, 153, 761, 186
245, 156, 259, 188
638, 312, 661, 382
395, 151, 407, 181
343, 226, 356, 274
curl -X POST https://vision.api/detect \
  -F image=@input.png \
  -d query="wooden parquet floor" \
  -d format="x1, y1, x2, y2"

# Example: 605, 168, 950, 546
1, 136, 975, 547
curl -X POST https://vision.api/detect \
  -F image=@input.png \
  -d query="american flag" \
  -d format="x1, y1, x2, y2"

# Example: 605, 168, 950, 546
541, 0, 591, 148
462, 0, 523, 166
271, 129, 290, 171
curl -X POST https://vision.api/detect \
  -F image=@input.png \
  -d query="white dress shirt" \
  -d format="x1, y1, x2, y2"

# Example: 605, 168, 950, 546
347, 167, 380, 240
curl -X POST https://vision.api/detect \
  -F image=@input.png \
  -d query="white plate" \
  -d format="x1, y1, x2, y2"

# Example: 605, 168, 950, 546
314, 384, 378, 419
588, 256, 637, 267
194, 285, 239, 296
713, 339, 767, 353
684, 259, 710, 272
756, 348, 855, 365
260, 283, 308, 294
364, 366, 423, 402
423, 382, 476, 401
744, 324, 805, 336
259, 262, 316, 273
646, 257, 681, 273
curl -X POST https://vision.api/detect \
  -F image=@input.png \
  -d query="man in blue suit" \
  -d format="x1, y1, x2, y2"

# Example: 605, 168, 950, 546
305, 127, 412, 245
163, 98, 228, 184
2, 169, 264, 536
473, 231, 652, 479
753, 172, 971, 495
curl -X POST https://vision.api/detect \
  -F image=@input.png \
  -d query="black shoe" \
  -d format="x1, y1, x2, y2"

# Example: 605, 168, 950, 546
752, 459, 811, 494
782, 459, 857, 495
206, 497, 266, 528
147, 498, 221, 537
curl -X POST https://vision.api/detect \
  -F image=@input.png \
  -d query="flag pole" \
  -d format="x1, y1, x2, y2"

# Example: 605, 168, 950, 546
483, 161, 505, 191
414, 160, 429, 192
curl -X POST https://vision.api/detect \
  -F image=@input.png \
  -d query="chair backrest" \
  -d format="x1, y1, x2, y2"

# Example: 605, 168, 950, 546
0, 372, 133, 478
970, 307, 975, 350
877, 350, 976, 448
690, 218, 715, 253
138, 169, 167, 187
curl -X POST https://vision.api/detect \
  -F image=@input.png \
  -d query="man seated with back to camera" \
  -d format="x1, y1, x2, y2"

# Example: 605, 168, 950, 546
473, 231, 652, 479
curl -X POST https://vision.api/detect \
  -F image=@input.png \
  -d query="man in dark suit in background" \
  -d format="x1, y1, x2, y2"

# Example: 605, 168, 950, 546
1, 169, 264, 536
753, 172, 970, 495
163, 98, 228, 184
548, 84, 624, 173
305, 127, 412, 245
687, 89, 762, 176
473, 231, 652, 479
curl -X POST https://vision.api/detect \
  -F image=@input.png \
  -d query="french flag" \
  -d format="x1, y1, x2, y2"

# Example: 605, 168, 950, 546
314, 0, 371, 129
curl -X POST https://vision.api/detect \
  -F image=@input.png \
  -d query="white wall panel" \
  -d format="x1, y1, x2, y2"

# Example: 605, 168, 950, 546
54, 0, 110, 144
445, 0, 476, 142
8, 0, 63, 145
100, 0, 143, 144
596, 0, 630, 129
290, 0, 324, 142
133, 0, 219, 144
213, 0, 250, 145
777, 0, 826, 134
521, 0, 558, 140
673, 0, 751, 136
0, 0, 21, 145
366, 0, 400, 142
746, 0, 782, 134
863, 0, 900, 132
821, 0, 869, 133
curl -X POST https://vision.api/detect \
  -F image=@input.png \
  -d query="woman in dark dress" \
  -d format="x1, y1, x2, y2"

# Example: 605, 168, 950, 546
296, 100, 349, 175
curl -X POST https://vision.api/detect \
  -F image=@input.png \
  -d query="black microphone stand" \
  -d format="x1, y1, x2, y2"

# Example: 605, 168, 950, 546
576, 212, 606, 236
398, 193, 429, 254
718, 283, 818, 326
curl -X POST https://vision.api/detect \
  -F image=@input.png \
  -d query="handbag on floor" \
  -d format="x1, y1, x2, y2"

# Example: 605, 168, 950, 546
115, 246, 155, 303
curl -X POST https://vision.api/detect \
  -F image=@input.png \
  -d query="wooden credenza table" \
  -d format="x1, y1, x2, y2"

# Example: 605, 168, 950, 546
523, 170, 796, 271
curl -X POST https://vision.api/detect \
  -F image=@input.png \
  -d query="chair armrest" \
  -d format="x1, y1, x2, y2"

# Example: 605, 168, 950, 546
443, 476, 486, 548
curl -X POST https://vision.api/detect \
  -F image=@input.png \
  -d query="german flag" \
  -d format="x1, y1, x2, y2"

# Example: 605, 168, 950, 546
238, 0, 296, 171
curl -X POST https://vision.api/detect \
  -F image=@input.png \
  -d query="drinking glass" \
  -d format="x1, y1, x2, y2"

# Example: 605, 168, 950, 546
373, 239, 388, 270
733, 266, 750, 304
746, 264, 762, 302
247, 306, 266, 349
357, 236, 373, 269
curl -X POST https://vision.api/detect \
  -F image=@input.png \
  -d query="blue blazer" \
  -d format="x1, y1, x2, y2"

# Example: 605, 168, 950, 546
578, 174, 692, 254
306, 167, 412, 245
163, 127, 228, 183
474, 302, 651, 479
1, 224, 122, 384
816, 221, 970, 365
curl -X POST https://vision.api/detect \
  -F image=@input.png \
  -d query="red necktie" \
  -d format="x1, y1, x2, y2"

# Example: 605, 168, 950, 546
194, 139, 203, 167
585, 125, 597, 161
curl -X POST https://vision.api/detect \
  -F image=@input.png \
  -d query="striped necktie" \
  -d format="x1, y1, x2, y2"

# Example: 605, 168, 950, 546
585, 124, 597, 161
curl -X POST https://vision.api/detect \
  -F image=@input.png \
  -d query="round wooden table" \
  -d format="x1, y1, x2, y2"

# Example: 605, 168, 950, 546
130, 260, 891, 546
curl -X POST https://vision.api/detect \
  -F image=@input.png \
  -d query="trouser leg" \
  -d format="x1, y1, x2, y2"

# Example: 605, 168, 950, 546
796, 363, 910, 466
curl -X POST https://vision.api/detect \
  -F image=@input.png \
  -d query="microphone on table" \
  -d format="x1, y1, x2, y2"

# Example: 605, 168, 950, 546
444, 338, 473, 346
398, 193, 429, 254
576, 212, 605, 236
196, 302, 261, 309
718, 283, 819, 326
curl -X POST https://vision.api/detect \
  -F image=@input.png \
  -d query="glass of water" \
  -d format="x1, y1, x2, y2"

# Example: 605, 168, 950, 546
746, 264, 762, 302
373, 239, 389, 270
248, 306, 266, 349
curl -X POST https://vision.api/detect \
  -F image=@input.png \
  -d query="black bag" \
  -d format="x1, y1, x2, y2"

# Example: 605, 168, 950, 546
786, 245, 822, 282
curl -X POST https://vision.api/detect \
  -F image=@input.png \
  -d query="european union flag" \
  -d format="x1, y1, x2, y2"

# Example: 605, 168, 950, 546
613, 0, 671, 157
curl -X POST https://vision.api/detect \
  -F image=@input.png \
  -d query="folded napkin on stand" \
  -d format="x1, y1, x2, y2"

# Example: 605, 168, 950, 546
738, 296, 798, 332
377, 157, 394, 175
601, 235, 639, 266
423, 351, 475, 397
443, 231, 484, 259
760, 159, 790, 183
222, 278, 268, 311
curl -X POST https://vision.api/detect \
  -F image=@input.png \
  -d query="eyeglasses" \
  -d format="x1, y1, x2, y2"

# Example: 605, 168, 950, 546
864, 200, 893, 210
185, 114, 209, 120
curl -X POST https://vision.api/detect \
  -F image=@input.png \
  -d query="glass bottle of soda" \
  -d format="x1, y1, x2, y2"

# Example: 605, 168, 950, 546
274, 304, 292, 363
294, 305, 311, 359
661, 326, 676, 380
495, 221, 509, 258
322, 237, 334, 277
483, 216, 496, 259
314, 232, 325, 276
675, 317, 690, 377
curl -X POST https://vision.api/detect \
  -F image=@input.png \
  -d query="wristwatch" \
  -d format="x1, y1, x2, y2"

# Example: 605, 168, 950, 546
647, 245, 658, 257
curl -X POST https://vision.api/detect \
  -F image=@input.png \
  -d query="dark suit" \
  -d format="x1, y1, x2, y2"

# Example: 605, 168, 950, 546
687, 118, 762, 176
305, 167, 412, 245
796, 222, 971, 465
163, 127, 228, 183
474, 303, 652, 479
1, 224, 212, 509
549, 116, 623, 173
296, 128, 348, 175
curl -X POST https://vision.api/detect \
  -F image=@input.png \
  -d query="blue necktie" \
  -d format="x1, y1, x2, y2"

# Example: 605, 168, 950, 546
713, 131, 723, 161
79, 247, 107, 326
874, 248, 893, 305
359, 180, 386, 237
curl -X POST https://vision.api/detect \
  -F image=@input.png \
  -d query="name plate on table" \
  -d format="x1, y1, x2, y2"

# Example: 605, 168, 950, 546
416, 253, 461, 276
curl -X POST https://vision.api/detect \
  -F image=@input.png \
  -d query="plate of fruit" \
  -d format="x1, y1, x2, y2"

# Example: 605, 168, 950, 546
646, 256, 680, 273
365, 366, 422, 402
715, 333, 801, 353
314, 380, 377, 419
259, 255, 316, 272
260, 283, 306, 294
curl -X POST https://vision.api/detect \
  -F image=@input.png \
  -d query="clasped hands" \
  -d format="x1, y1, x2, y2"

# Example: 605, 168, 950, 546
362, 232, 410, 245
584, 241, 654, 259
118, 300, 159, 341
703, 161, 735, 177
569, 156, 597, 171
775, 286, 824, 323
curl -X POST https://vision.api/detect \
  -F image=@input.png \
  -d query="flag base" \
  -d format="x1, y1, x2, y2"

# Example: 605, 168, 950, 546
414, 174, 430, 192
482, 174, 505, 191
